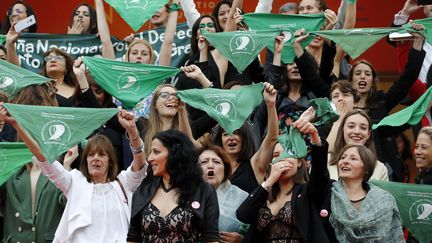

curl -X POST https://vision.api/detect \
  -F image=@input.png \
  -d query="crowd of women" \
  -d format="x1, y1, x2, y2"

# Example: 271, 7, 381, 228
0, 0, 431, 242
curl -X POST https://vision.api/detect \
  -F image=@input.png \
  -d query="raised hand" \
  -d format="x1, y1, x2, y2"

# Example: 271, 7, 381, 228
67, 18, 84, 34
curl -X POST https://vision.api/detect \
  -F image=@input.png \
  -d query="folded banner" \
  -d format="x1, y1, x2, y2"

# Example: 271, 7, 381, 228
202, 30, 279, 73
3, 104, 118, 163
0, 142, 33, 186
311, 28, 400, 59
0, 59, 51, 99
243, 13, 325, 63
177, 83, 264, 134
372, 86, 432, 130
370, 180, 432, 243
105, 0, 168, 31
84, 56, 179, 109
309, 97, 339, 126
274, 126, 308, 161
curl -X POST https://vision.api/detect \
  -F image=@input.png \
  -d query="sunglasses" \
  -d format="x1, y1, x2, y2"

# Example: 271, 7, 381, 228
7, 8, 25, 16
44, 55, 65, 62
74, 11, 90, 17
158, 92, 177, 99
199, 23, 215, 29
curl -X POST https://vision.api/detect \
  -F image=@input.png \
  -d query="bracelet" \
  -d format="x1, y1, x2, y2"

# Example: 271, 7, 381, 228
261, 181, 270, 192
130, 138, 144, 154
168, 3, 180, 12
207, 82, 214, 88
80, 87, 89, 92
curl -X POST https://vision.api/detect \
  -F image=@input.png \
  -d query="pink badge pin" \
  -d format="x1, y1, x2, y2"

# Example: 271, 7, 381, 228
320, 209, 329, 217
191, 201, 200, 209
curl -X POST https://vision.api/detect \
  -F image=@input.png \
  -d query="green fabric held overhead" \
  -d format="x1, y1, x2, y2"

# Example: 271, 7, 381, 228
243, 13, 325, 63
311, 27, 400, 59
0, 59, 51, 99
404, 17, 432, 45
0, 142, 33, 186
177, 83, 264, 135
309, 97, 339, 126
275, 126, 308, 160
370, 180, 432, 243
202, 30, 279, 73
104, 0, 168, 31
372, 86, 432, 130
3, 104, 118, 163
84, 56, 179, 109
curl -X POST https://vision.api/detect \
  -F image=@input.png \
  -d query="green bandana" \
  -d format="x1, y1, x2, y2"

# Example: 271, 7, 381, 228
404, 17, 432, 45
243, 13, 325, 63
177, 83, 264, 135
309, 97, 339, 126
104, 0, 168, 31
0, 142, 33, 186
275, 126, 308, 161
311, 28, 400, 59
371, 180, 432, 243
202, 30, 279, 73
3, 104, 118, 163
0, 59, 51, 99
372, 86, 432, 130
84, 56, 179, 109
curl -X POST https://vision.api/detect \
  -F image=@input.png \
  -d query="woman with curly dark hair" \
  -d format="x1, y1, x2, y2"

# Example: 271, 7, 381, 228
127, 129, 219, 242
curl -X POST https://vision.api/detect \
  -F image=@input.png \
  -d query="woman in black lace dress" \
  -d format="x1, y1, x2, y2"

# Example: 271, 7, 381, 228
127, 130, 219, 243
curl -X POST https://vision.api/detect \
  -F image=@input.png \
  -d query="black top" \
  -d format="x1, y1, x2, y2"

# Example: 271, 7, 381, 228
230, 160, 259, 194
128, 177, 220, 242
140, 203, 199, 242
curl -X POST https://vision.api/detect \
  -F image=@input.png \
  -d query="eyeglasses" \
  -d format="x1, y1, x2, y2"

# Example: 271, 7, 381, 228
44, 55, 65, 62
199, 23, 215, 29
74, 11, 90, 17
7, 8, 25, 16
158, 92, 177, 99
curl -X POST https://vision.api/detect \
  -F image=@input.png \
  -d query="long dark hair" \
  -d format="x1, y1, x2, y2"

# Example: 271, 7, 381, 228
190, 15, 220, 59
212, 0, 232, 31
213, 123, 257, 164
349, 60, 379, 108
69, 3, 98, 34
153, 130, 203, 207
2, 1, 38, 34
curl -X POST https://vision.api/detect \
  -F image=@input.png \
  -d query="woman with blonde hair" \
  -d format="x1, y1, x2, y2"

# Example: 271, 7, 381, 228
414, 126, 432, 185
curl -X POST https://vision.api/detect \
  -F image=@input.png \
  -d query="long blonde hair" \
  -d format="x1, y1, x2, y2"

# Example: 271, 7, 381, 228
125, 39, 155, 64
143, 84, 179, 156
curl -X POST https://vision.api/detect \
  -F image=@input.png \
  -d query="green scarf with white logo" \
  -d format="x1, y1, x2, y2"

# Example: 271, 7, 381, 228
177, 83, 264, 135
104, 0, 168, 31
84, 56, 179, 109
371, 180, 432, 243
0, 142, 33, 186
3, 104, 118, 163
0, 59, 50, 99
243, 13, 326, 63
202, 30, 279, 73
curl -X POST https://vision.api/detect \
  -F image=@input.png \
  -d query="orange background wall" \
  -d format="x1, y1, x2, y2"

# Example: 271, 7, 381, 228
0, 0, 425, 73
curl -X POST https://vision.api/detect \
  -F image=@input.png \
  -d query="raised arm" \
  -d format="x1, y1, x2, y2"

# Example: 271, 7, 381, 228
159, 0, 179, 66
95, 0, 115, 59
255, 0, 273, 13
251, 82, 278, 184
225, 0, 243, 32
5, 26, 20, 66
179, 0, 201, 29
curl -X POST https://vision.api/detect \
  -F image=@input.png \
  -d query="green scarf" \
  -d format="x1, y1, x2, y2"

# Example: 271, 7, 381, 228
274, 126, 308, 161
177, 83, 264, 135
311, 27, 400, 59
309, 97, 339, 126
202, 30, 279, 73
330, 181, 405, 242
0, 142, 33, 186
3, 104, 118, 163
371, 180, 432, 243
84, 56, 179, 109
104, 0, 168, 31
0, 59, 50, 99
243, 13, 325, 63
